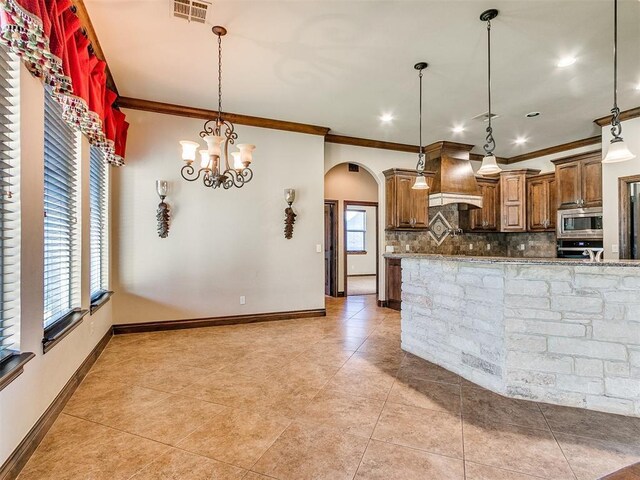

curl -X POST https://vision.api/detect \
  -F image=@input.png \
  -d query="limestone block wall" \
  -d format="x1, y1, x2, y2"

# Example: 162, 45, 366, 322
401, 257, 640, 417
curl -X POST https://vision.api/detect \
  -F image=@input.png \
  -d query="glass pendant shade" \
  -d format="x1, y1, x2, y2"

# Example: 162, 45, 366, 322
412, 175, 429, 190
156, 180, 168, 198
180, 141, 199, 162
603, 139, 636, 163
204, 135, 224, 157
284, 188, 296, 204
236, 144, 255, 166
199, 149, 212, 169
231, 151, 243, 170
477, 154, 502, 175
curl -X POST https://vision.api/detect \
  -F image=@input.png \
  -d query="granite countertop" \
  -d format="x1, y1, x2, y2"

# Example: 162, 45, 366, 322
383, 253, 640, 267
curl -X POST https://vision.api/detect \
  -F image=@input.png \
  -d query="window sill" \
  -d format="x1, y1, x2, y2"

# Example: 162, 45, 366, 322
90, 291, 114, 315
347, 250, 368, 255
0, 352, 35, 392
43, 309, 89, 354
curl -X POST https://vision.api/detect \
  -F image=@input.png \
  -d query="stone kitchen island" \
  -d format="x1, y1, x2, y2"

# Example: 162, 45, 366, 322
388, 253, 640, 417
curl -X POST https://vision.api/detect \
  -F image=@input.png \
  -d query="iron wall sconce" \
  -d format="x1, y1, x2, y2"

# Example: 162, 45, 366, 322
284, 188, 296, 239
156, 180, 170, 238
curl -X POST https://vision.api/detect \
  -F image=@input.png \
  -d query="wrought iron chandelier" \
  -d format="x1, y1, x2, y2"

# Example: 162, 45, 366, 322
602, 0, 635, 163
477, 9, 502, 176
179, 26, 255, 189
412, 62, 430, 190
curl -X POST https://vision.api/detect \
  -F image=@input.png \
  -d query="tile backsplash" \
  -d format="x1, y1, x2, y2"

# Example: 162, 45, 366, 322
385, 205, 556, 258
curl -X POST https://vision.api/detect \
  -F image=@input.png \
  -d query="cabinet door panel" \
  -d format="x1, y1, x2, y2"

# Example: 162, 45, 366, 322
504, 205, 522, 229
501, 174, 526, 232
385, 176, 396, 229
581, 158, 602, 208
412, 188, 429, 228
504, 177, 521, 202
528, 180, 547, 231
386, 258, 402, 311
396, 175, 414, 228
556, 162, 580, 209
547, 178, 557, 230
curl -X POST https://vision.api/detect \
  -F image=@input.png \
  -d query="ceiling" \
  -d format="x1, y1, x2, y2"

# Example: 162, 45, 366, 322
85, 0, 640, 157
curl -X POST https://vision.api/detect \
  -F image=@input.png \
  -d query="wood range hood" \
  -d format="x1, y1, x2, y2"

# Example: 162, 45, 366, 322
423, 141, 483, 209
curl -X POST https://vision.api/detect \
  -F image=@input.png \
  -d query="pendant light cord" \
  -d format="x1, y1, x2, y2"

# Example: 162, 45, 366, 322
611, 0, 622, 141
417, 68, 425, 172
484, 18, 496, 156
217, 32, 223, 125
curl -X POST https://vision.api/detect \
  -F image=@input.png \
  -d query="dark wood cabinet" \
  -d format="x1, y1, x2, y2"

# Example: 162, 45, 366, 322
385, 257, 402, 311
384, 169, 434, 230
460, 177, 500, 232
553, 152, 602, 209
499, 169, 540, 232
527, 172, 557, 232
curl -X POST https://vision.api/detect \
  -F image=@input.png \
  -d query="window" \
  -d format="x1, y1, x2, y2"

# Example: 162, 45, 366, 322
0, 44, 20, 362
89, 146, 108, 300
346, 209, 366, 253
43, 91, 80, 329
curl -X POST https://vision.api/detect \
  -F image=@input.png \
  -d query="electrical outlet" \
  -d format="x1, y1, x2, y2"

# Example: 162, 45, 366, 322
240, 296, 246, 305
519, 244, 525, 251
405, 244, 410, 252
612, 244, 619, 253
486, 244, 491, 251
385, 245, 395, 253
469, 243, 473, 250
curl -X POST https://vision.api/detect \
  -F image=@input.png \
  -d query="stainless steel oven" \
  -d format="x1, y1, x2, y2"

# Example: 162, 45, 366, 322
557, 239, 604, 259
557, 207, 603, 239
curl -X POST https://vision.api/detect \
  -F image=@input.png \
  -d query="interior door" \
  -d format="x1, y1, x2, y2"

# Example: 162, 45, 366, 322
324, 202, 337, 296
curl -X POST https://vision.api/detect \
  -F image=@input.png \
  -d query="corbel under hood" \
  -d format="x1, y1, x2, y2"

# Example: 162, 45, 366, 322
424, 141, 484, 209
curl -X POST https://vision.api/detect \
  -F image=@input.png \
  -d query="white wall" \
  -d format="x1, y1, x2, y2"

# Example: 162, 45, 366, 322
602, 117, 640, 259
0, 66, 113, 466
112, 109, 325, 324
346, 205, 377, 276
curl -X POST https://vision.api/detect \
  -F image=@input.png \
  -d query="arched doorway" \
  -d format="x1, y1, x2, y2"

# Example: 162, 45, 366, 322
324, 163, 379, 297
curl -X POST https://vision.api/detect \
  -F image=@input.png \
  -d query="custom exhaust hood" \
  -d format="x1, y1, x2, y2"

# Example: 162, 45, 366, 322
424, 141, 484, 209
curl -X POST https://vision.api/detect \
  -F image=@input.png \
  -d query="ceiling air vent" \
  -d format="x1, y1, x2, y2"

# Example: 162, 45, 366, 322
472, 111, 499, 122
173, 0, 211, 23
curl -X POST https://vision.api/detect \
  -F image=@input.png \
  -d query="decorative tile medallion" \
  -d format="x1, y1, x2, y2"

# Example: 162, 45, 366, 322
428, 212, 452, 246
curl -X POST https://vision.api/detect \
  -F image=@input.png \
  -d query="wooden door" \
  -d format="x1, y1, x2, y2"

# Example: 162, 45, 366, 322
385, 258, 402, 311
556, 161, 581, 209
324, 202, 337, 296
527, 178, 547, 231
581, 157, 603, 208
411, 187, 429, 228
483, 183, 499, 230
396, 174, 414, 228
501, 174, 526, 232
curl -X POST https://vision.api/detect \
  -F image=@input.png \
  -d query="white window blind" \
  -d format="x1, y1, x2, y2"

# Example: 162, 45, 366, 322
43, 91, 80, 329
0, 44, 20, 361
89, 146, 108, 299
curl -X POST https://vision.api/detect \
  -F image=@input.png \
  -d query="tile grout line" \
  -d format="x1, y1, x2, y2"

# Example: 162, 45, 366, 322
538, 403, 580, 480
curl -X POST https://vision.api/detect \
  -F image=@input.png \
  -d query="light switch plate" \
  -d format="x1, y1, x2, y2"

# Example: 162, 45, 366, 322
385, 245, 395, 253
612, 244, 619, 253
316, 244, 322, 253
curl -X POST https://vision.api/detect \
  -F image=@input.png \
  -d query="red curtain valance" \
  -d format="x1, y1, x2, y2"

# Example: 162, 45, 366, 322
0, 0, 128, 166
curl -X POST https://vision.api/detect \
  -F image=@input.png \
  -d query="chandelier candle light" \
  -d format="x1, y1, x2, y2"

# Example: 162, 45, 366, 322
412, 62, 430, 190
477, 9, 502, 176
179, 26, 256, 188
602, 0, 635, 164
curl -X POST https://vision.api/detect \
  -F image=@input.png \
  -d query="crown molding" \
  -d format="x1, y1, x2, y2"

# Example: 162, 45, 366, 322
506, 136, 601, 164
594, 106, 640, 127
117, 97, 331, 136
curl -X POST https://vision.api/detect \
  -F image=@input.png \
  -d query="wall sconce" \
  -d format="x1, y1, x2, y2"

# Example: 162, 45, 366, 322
284, 188, 296, 239
156, 180, 170, 238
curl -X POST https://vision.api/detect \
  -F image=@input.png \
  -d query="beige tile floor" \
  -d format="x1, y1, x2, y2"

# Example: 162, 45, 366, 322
17, 296, 640, 480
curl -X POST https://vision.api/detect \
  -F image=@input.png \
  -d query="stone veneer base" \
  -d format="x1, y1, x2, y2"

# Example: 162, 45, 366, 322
400, 256, 640, 417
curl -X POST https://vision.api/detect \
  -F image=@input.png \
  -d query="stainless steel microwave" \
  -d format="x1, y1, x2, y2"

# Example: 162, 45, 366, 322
557, 207, 603, 239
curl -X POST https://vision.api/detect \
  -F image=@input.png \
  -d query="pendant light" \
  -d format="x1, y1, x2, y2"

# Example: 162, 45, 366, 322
602, 0, 636, 164
477, 9, 502, 176
412, 62, 430, 190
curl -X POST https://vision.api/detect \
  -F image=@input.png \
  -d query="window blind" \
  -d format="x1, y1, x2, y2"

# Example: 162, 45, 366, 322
89, 145, 108, 299
44, 90, 80, 329
0, 44, 20, 362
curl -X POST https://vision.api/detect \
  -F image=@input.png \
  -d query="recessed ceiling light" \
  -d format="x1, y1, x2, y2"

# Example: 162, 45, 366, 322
557, 57, 577, 68
452, 125, 465, 133
526, 111, 541, 118
380, 113, 394, 123
514, 137, 528, 145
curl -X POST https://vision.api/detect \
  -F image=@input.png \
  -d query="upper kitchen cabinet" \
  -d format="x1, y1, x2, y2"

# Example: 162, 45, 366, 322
527, 172, 557, 232
459, 176, 500, 232
553, 152, 602, 209
384, 169, 434, 230
499, 169, 541, 232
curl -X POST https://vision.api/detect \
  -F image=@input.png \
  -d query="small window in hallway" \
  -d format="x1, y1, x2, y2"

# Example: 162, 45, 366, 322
346, 209, 366, 253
